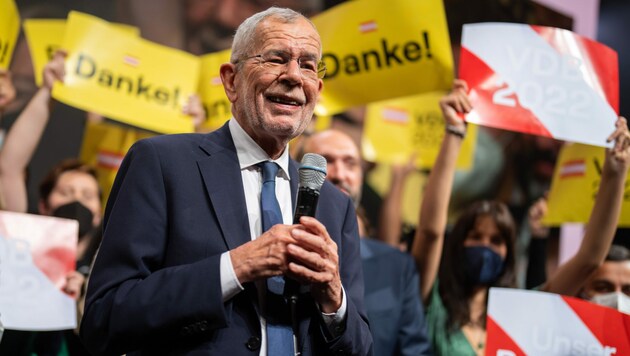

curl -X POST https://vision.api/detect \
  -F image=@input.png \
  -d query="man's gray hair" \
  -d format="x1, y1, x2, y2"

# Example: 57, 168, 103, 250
230, 7, 318, 64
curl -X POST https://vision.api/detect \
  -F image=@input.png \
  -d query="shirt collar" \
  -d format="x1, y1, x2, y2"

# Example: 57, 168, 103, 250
229, 118, 291, 179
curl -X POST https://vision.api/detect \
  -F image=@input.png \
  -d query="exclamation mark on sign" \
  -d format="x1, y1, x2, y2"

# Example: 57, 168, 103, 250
0, 41, 8, 64
423, 31, 432, 59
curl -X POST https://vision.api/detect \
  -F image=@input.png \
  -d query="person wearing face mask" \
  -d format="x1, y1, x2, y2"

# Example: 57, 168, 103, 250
411, 80, 630, 356
0, 159, 103, 356
580, 245, 630, 314
0, 49, 104, 356
528, 153, 630, 313
38, 159, 104, 277
527, 205, 630, 315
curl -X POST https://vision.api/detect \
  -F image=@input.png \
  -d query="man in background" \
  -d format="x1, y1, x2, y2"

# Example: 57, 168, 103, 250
304, 129, 432, 355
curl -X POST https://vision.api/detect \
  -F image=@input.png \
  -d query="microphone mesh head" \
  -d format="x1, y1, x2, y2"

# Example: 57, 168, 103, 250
299, 153, 327, 191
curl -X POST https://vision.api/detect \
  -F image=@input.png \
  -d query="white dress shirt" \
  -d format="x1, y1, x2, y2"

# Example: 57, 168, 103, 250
219, 119, 346, 355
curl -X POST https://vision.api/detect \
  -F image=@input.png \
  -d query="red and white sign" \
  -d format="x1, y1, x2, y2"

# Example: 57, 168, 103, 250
460, 23, 618, 147
0, 211, 78, 330
487, 288, 630, 355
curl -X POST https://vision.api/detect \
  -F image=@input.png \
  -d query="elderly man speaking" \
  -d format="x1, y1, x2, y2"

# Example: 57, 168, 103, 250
80, 7, 372, 356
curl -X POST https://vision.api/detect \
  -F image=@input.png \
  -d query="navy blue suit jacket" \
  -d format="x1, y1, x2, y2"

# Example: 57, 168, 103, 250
80, 123, 372, 356
361, 239, 432, 356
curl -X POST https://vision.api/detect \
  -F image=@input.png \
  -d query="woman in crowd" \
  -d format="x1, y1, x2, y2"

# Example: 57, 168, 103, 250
412, 79, 630, 355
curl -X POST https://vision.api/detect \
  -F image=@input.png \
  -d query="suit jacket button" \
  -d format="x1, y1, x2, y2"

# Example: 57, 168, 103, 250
334, 349, 347, 356
199, 321, 208, 332
245, 336, 261, 351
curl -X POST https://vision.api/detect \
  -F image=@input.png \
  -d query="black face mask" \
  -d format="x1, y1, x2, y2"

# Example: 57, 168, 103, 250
52, 201, 94, 237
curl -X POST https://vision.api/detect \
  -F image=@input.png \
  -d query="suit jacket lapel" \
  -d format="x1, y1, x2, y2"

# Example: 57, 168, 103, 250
197, 123, 250, 250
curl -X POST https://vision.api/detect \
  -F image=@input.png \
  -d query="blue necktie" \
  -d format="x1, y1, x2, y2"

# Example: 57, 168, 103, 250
258, 161, 294, 355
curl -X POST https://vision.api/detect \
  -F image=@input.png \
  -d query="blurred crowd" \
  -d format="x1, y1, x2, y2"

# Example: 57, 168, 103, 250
0, 1, 629, 356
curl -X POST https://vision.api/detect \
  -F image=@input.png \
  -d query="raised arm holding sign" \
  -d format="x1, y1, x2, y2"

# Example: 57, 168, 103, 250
539, 117, 630, 296
411, 77, 630, 355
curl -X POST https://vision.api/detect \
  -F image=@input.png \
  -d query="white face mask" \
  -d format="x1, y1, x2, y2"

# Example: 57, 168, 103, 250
591, 292, 630, 315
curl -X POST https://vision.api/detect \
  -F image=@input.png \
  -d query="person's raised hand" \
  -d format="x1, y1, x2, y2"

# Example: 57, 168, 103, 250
439, 79, 471, 132
43, 50, 68, 91
605, 116, 630, 174
183, 94, 207, 131
0, 69, 16, 109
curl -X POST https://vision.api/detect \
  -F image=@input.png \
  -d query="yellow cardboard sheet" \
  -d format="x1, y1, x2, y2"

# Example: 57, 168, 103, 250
80, 120, 155, 209
363, 91, 477, 170
198, 50, 232, 131
52, 12, 199, 134
0, 0, 20, 69
544, 143, 630, 226
312, 0, 454, 116
23, 19, 139, 87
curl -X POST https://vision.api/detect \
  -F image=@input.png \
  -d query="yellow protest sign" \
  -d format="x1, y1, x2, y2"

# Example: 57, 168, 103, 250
80, 120, 155, 209
544, 143, 630, 226
23, 19, 139, 87
363, 91, 477, 170
198, 50, 232, 131
53, 12, 199, 134
0, 0, 20, 69
312, 0, 454, 116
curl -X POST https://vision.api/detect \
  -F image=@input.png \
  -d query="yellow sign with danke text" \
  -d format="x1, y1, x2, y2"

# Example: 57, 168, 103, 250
363, 91, 477, 170
0, 0, 20, 69
198, 50, 232, 131
23, 19, 139, 87
53, 12, 199, 134
544, 143, 630, 227
312, 0, 454, 116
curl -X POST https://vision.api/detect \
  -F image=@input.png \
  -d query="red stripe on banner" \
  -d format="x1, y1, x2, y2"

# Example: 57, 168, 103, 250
561, 295, 630, 353
486, 316, 527, 356
530, 25, 619, 113
459, 46, 554, 137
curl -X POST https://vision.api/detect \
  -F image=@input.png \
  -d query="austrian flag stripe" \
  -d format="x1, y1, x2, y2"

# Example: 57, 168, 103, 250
359, 20, 377, 33
123, 54, 140, 67
487, 288, 630, 355
559, 159, 586, 178
459, 23, 619, 148
381, 107, 409, 124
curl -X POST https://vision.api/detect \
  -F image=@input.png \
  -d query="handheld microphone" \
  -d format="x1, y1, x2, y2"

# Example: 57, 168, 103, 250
285, 153, 327, 297
286, 153, 327, 355
293, 153, 327, 224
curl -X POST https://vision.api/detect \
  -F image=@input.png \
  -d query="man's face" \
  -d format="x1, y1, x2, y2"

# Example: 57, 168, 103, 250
582, 260, 630, 299
224, 17, 323, 147
305, 131, 363, 204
